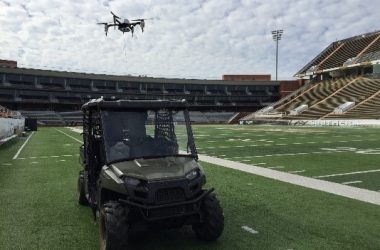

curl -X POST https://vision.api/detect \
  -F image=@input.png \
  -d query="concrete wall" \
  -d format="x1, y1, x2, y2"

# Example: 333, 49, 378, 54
0, 117, 25, 141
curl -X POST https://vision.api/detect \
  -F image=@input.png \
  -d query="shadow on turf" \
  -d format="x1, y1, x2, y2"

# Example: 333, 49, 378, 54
127, 226, 219, 249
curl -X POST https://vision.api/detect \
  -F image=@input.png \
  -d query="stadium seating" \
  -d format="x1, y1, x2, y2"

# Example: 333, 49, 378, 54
0, 68, 279, 112
296, 31, 380, 77
242, 76, 380, 121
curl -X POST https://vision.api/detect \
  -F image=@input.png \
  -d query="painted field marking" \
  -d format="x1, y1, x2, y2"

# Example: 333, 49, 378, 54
195, 153, 380, 206
289, 170, 306, 174
241, 226, 258, 235
268, 166, 284, 169
342, 180, 362, 185
313, 169, 380, 178
1, 163, 12, 166
56, 129, 82, 143
30, 162, 39, 164
12, 131, 35, 160
15, 154, 78, 160
254, 163, 267, 165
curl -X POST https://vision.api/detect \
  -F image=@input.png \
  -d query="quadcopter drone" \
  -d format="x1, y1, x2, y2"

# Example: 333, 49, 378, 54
97, 11, 152, 37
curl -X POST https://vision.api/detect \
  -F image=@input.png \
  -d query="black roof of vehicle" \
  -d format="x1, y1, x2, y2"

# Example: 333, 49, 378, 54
82, 98, 188, 111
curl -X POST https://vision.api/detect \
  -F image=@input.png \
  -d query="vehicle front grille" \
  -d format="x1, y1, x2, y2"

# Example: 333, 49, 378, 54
155, 188, 185, 204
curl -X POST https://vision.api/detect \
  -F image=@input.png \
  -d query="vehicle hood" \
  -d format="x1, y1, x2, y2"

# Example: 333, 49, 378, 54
110, 156, 199, 181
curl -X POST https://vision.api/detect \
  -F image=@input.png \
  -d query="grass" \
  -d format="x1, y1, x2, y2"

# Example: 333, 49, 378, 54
0, 126, 380, 249
187, 125, 380, 191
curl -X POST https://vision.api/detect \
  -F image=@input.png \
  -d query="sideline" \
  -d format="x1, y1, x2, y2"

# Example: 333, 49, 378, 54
56, 129, 83, 143
198, 154, 380, 206
66, 128, 380, 206
12, 132, 35, 160
313, 169, 380, 178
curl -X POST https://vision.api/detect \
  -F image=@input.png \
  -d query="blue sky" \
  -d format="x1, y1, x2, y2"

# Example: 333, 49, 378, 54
0, 0, 379, 79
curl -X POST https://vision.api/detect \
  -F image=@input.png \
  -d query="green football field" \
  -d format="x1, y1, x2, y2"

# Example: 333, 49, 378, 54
0, 126, 380, 249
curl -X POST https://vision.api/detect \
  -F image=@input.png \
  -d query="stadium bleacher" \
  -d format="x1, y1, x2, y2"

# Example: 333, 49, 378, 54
241, 76, 380, 121
20, 110, 235, 126
241, 30, 380, 123
0, 67, 279, 113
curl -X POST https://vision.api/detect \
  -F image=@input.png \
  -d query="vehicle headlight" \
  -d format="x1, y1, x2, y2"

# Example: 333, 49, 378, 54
186, 169, 199, 181
124, 176, 141, 186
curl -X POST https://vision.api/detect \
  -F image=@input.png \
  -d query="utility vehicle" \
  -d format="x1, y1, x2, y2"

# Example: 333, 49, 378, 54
77, 98, 224, 249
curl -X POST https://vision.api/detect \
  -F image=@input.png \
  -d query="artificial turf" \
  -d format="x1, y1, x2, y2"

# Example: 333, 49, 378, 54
0, 126, 380, 249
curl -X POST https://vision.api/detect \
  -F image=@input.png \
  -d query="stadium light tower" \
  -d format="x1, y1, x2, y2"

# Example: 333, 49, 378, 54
271, 29, 283, 81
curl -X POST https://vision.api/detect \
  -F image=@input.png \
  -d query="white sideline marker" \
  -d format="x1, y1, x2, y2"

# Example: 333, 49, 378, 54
194, 153, 380, 206
313, 169, 380, 178
268, 166, 284, 169
12, 131, 35, 160
241, 225, 258, 234
342, 180, 362, 185
56, 129, 83, 143
289, 170, 305, 174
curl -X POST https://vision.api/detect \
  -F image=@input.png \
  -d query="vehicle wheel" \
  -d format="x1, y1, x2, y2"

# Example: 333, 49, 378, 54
193, 193, 224, 241
99, 201, 129, 250
77, 172, 88, 206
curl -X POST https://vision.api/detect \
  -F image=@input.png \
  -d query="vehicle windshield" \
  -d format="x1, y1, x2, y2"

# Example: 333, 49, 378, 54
101, 109, 196, 163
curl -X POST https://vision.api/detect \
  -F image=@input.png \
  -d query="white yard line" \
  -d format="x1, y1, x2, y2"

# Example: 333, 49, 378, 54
342, 181, 362, 185
197, 154, 380, 206
56, 129, 83, 143
313, 169, 380, 178
288, 170, 306, 174
66, 127, 83, 134
12, 132, 35, 160
241, 226, 258, 234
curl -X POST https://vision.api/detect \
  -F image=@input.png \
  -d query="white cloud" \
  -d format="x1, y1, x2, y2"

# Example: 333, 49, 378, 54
0, 0, 380, 79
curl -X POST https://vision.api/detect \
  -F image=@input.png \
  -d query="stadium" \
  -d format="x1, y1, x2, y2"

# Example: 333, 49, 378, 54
1, 15, 380, 250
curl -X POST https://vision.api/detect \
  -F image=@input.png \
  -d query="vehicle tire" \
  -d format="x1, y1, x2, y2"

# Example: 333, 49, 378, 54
193, 193, 224, 241
77, 172, 88, 206
99, 201, 129, 250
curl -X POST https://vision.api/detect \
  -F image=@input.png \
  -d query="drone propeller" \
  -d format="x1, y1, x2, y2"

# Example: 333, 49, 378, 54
110, 11, 121, 19
110, 11, 121, 25
131, 18, 152, 33
97, 22, 109, 36
131, 17, 156, 21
